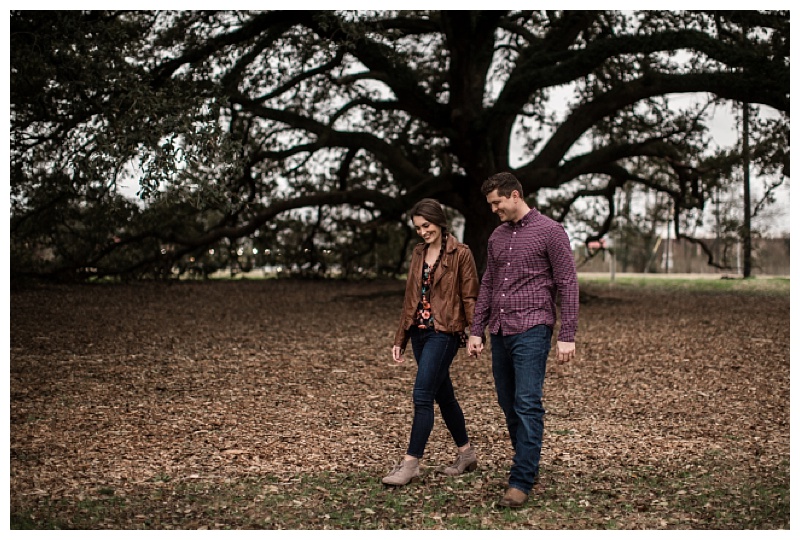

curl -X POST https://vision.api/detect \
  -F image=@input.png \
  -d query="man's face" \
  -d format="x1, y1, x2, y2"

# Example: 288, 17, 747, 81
485, 189, 520, 222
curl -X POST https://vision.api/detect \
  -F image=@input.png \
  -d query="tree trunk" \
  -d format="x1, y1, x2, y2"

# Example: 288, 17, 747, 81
461, 197, 499, 276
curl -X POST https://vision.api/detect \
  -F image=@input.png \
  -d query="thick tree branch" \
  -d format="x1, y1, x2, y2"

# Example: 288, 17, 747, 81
234, 95, 430, 187
151, 11, 313, 85
359, 15, 440, 37
304, 13, 450, 129
541, 11, 599, 51
166, 189, 403, 247
490, 26, 788, 148
521, 71, 787, 175
497, 27, 786, 117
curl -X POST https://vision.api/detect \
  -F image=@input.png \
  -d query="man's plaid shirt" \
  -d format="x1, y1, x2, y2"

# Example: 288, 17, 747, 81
470, 208, 579, 342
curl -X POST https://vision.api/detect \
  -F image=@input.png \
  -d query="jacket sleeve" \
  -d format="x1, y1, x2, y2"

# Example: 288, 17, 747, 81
393, 250, 419, 350
458, 245, 480, 331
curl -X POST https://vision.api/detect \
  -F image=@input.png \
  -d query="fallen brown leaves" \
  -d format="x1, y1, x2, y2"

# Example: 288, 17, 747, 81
9, 279, 789, 529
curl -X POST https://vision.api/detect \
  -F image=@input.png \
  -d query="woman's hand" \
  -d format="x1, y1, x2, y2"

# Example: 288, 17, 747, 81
392, 346, 405, 363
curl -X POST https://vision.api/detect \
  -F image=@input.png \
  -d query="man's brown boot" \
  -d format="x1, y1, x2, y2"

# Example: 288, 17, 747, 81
498, 487, 528, 508
442, 446, 478, 476
381, 458, 420, 486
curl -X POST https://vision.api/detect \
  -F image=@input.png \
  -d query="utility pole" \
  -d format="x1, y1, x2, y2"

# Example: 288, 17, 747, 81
742, 102, 753, 278
665, 199, 672, 274
739, 21, 753, 279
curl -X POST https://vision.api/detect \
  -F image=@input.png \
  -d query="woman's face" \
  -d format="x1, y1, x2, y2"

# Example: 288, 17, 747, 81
412, 215, 442, 245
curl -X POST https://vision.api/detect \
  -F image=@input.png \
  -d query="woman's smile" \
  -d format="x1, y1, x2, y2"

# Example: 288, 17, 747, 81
413, 215, 442, 245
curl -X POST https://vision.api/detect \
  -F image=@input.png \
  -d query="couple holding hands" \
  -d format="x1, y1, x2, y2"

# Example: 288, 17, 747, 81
384, 172, 579, 509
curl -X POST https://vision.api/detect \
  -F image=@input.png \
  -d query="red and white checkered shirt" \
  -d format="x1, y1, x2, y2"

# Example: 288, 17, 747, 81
470, 208, 579, 342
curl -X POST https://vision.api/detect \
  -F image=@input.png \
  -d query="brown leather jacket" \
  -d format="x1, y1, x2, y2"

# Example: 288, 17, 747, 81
393, 233, 480, 351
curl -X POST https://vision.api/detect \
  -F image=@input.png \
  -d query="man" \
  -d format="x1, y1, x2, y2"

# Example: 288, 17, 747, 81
468, 172, 579, 508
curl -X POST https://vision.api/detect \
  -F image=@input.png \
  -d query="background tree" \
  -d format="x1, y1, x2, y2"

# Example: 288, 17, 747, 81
10, 10, 789, 280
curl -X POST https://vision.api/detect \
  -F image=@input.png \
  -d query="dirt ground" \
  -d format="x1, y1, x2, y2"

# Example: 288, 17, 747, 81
9, 279, 790, 528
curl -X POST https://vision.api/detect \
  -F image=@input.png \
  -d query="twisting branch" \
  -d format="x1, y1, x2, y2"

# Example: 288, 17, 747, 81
233, 94, 429, 186
254, 48, 346, 103
164, 188, 403, 247
752, 177, 787, 218
671, 232, 733, 271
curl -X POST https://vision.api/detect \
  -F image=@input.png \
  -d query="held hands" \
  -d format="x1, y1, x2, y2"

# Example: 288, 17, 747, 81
466, 336, 574, 362
467, 335, 484, 357
397, 338, 485, 360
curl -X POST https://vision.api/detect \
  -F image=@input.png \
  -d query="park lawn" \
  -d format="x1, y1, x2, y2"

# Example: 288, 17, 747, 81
578, 273, 790, 294
10, 277, 789, 529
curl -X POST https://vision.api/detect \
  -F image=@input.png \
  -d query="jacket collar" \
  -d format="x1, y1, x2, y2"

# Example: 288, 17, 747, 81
444, 232, 459, 253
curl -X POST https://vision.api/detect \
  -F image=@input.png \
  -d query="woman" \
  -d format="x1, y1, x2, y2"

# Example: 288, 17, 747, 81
382, 198, 481, 486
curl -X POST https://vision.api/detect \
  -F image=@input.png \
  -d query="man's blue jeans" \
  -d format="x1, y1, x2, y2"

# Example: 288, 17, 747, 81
491, 325, 552, 494
406, 327, 469, 458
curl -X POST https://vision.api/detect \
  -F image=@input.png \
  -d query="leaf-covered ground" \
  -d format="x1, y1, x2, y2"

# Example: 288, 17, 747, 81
9, 279, 789, 529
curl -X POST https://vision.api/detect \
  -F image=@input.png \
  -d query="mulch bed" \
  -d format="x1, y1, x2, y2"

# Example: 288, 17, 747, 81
10, 279, 789, 528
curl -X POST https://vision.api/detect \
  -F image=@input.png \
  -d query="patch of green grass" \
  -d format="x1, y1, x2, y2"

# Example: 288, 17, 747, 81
579, 275, 789, 295
11, 460, 789, 530
10, 512, 65, 530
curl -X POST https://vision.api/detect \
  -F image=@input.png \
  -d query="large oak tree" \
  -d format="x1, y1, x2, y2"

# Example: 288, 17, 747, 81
11, 10, 789, 279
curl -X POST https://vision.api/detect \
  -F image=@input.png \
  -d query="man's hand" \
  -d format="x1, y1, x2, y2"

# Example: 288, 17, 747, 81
556, 341, 575, 363
468, 335, 484, 357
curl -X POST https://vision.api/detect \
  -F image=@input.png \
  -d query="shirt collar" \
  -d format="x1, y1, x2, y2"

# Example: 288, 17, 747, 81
510, 207, 539, 228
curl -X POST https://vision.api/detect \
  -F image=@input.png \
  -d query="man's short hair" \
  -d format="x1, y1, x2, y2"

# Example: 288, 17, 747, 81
481, 172, 524, 198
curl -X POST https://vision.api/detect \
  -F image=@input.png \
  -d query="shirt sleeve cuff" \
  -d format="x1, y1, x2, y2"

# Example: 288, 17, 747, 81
557, 326, 577, 342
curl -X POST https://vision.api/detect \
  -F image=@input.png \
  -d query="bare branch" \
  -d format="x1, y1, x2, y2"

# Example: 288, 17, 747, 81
233, 95, 429, 186
167, 188, 403, 247
752, 177, 786, 218
672, 229, 733, 271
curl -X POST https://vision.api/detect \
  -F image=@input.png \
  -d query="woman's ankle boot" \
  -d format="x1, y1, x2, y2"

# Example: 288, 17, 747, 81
381, 458, 420, 486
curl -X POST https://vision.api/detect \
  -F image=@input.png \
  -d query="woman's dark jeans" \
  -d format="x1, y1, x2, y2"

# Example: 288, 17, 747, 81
406, 327, 469, 458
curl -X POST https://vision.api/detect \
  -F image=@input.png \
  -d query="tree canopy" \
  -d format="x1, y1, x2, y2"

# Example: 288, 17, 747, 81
10, 10, 790, 280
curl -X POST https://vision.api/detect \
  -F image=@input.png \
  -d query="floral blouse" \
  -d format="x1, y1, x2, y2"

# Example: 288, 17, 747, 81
415, 261, 436, 329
